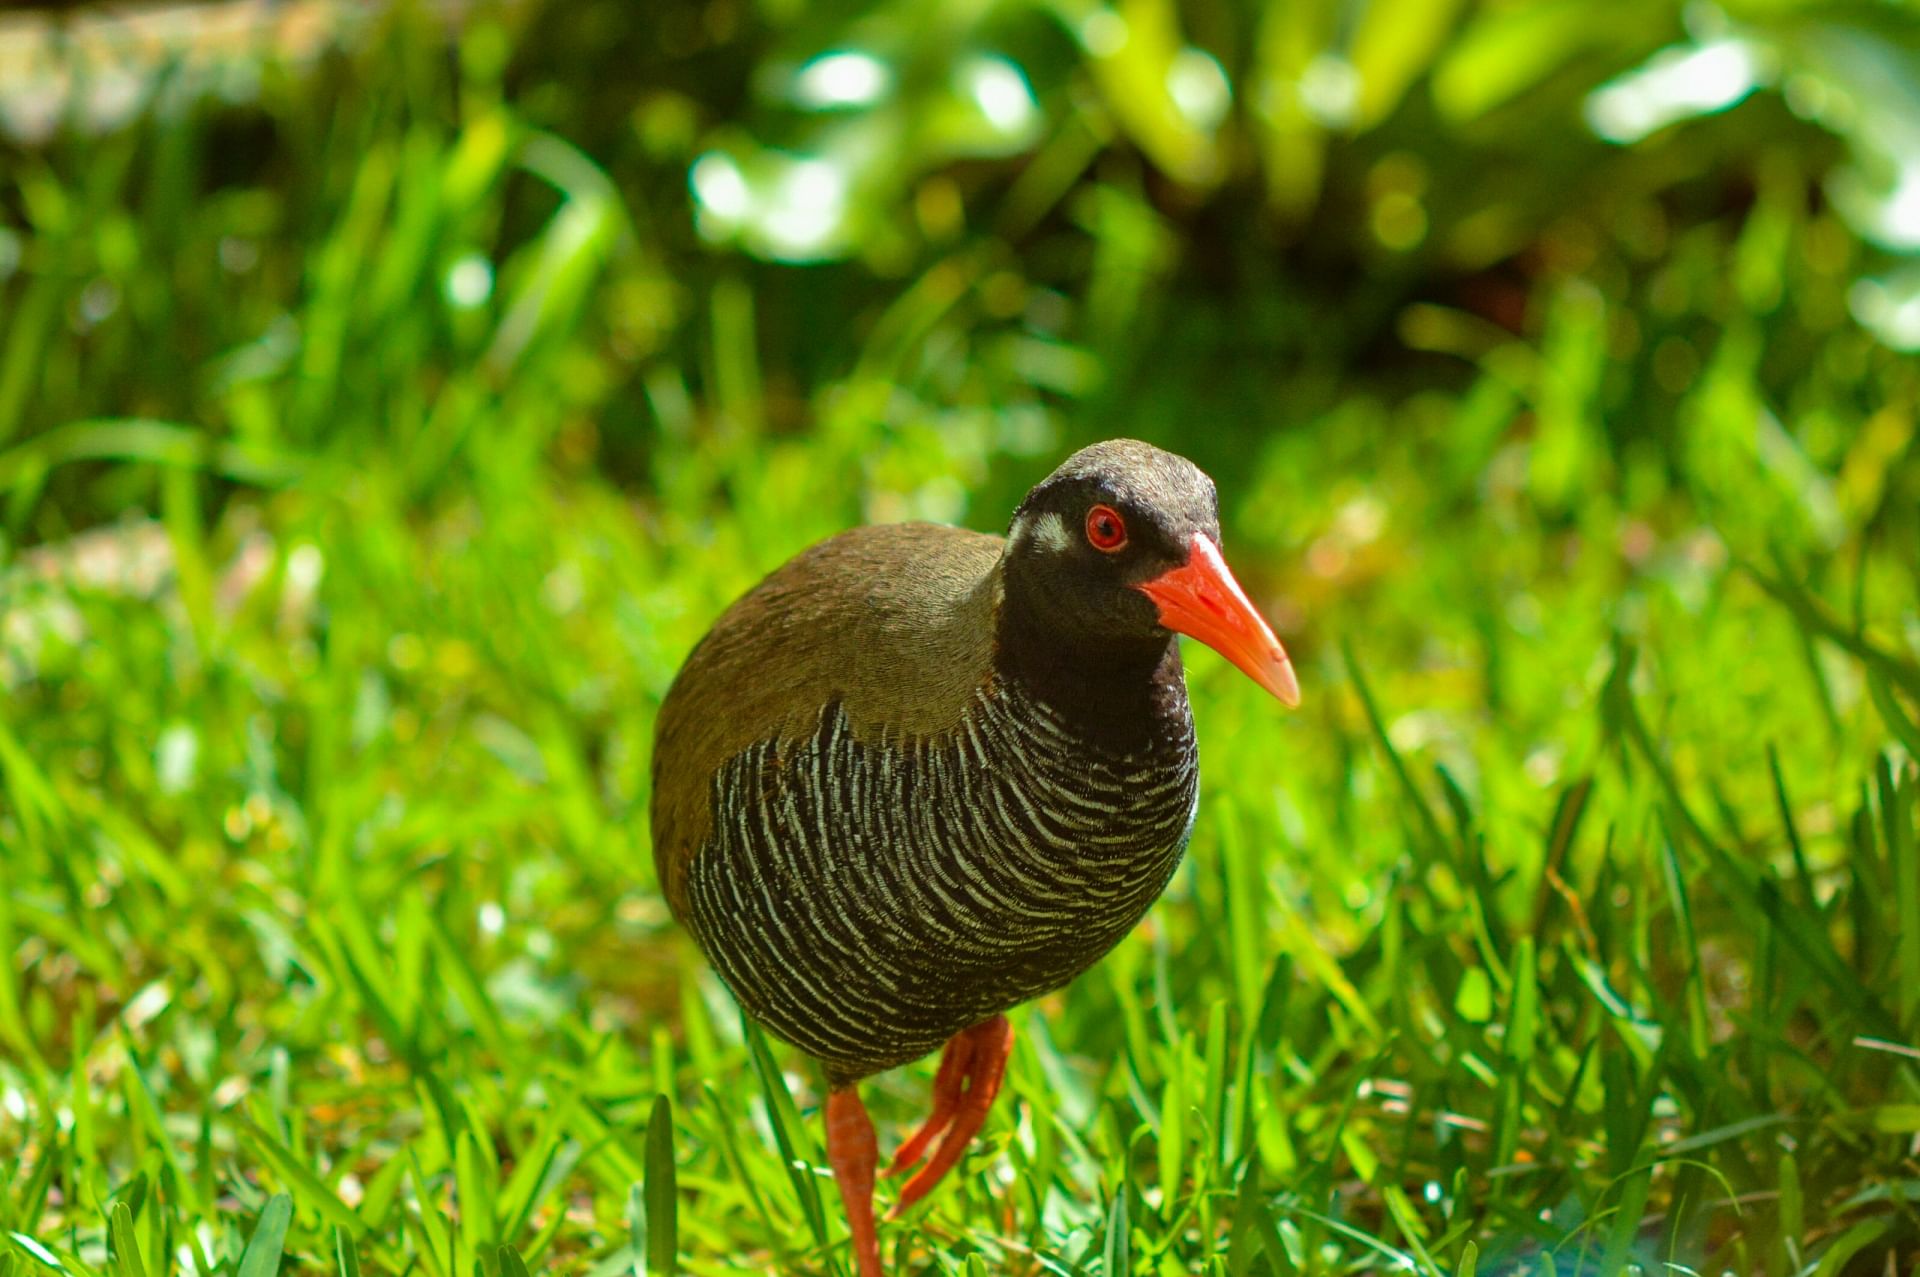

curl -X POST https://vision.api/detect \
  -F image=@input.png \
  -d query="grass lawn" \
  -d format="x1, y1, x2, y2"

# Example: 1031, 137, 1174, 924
4, 3, 1920, 1275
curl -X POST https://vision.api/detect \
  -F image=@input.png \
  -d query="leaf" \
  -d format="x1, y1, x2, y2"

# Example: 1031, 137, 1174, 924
1867, 670, 1920, 761
1432, 0, 1600, 122
1598, 1164, 1654, 1277
626, 1183, 647, 1277
1349, 0, 1467, 129
1453, 968, 1492, 1023
238, 1119, 364, 1235
107, 1204, 146, 1277
1157, 1063, 1185, 1217
1379, 1185, 1442, 1277
1492, 937, 1539, 1175
405, 1148, 454, 1277
1744, 562, 1920, 699
498, 1093, 575, 1242
1812, 1218, 1889, 1277
1659, 822, 1710, 1058
1612, 661, 1902, 1037
644, 1096, 678, 1276
1201, 1001, 1229, 1171
427, 912, 511, 1058
1224, 1158, 1264, 1277
333, 1227, 360, 1277
1777, 1153, 1803, 1247
106, 1175, 147, 1227
237, 1195, 293, 1277
0, 419, 302, 488
455, 1131, 499, 1263
741, 1016, 826, 1246
1343, 638, 1449, 868
1881, 762, 1920, 1027
1103, 1186, 1130, 1276
5, 1234, 64, 1275
1867, 1105, 1920, 1133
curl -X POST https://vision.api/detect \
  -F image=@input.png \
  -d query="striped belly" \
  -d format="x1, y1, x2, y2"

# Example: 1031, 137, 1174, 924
684, 682, 1199, 1082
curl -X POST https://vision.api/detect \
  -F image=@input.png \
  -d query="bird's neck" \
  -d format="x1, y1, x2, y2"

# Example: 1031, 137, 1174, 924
993, 610, 1190, 756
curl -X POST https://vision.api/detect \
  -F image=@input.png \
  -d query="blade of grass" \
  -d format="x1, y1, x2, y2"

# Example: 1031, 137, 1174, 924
626, 1183, 647, 1277
741, 1017, 827, 1247
0, 420, 302, 489
5, 1231, 75, 1276
497, 1092, 576, 1243
105, 1204, 145, 1277
1768, 744, 1817, 913
1491, 938, 1539, 1176
405, 1148, 454, 1277
237, 1119, 363, 1235
1658, 822, 1710, 1058
1810, 1217, 1889, 1276
1610, 651, 1902, 1036
1743, 561, 1920, 699
1378, 1185, 1442, 1277
1342, 637, 1448, 868
1102, 1183, 1129, 1276
236, 1195, 292, 1277
1881, 762, 1919, 1029
645, 1096, 678, 1276
333, 1227, 360, 1277
1867, 670, 1920, 761
455, 1131, 499, 1263
1595, 1163, 1654, 1277
696, 1082, 781, 1253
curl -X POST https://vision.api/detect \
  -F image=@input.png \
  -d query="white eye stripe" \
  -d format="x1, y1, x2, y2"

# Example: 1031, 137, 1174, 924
1011, 510, 1073, 554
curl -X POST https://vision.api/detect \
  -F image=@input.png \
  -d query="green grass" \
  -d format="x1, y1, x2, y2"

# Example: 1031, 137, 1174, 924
5, 2, 1920, 1274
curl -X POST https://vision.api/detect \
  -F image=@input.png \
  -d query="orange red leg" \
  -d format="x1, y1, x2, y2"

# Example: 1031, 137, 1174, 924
883, 1027, 975, 1177
825, 1088, 883, 1277
822, 1016, 1017, 1274
886, 1015, 1014, 1218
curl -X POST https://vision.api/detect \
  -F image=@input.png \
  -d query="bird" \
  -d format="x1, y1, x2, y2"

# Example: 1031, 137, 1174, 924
650, 439, 1299, 1275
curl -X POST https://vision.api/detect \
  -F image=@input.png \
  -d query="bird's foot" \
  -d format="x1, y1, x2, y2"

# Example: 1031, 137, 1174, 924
885, 1014, 1014, 1219
883, 1025, 975, 1177
826, 1088, 885, 1277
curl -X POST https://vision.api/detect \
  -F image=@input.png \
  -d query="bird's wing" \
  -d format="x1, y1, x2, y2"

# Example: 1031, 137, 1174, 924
649, 523, 1004, 917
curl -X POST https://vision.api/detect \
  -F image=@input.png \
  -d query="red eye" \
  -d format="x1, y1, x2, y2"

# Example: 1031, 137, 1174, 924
1085, 504, 1128, 551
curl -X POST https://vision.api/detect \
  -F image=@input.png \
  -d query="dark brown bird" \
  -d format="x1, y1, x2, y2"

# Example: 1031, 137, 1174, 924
650, 440, 1298, 1275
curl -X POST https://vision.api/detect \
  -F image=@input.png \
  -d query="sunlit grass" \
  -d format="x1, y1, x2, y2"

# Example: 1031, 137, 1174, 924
5, 391, 1918, 1275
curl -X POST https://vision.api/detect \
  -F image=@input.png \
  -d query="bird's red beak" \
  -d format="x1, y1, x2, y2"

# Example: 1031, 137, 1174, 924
1136, 534, 1300, 708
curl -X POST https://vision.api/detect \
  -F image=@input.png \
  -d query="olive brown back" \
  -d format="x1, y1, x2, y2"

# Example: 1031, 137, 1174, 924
649, 522, 1005, 919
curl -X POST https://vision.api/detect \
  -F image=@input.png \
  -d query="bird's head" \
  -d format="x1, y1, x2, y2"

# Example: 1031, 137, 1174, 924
1001, 439, 1300, 707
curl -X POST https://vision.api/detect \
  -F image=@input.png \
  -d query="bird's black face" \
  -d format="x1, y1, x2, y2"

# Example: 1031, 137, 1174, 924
1004, 441, 1219, 650
1001, 439, 1300, 706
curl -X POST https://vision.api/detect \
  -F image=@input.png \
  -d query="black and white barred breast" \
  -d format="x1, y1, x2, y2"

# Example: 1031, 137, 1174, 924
684, 676, 1200, 1082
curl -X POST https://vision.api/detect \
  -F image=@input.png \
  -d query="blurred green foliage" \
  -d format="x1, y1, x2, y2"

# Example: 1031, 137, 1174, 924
3, 0, 1920, 1274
